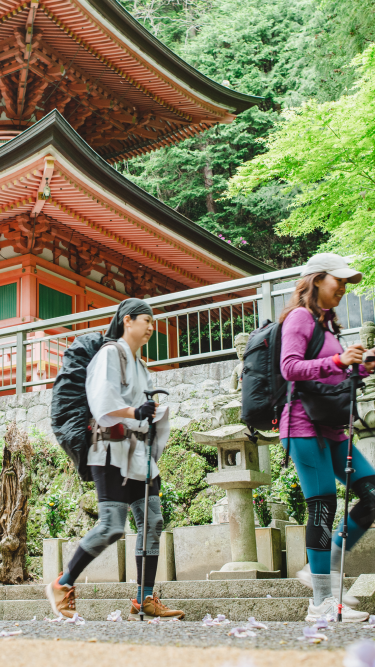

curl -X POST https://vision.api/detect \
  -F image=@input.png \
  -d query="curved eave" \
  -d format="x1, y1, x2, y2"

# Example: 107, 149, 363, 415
87, 0, 263, 113
0, 111, 274, 276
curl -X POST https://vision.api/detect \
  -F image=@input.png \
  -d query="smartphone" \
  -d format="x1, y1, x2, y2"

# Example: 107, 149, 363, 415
364, 356, 375, 362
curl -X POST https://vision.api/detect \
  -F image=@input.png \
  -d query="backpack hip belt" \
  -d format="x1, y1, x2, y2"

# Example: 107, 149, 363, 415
89, 419, 147, 450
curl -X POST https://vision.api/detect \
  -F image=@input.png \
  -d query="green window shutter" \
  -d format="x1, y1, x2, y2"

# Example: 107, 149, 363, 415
39, 284, 72, 320
143, 330, 168, 361
0, 283, 17, 320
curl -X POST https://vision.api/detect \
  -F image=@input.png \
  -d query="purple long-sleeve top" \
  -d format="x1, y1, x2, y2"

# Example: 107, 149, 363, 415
279, 307, 368, 441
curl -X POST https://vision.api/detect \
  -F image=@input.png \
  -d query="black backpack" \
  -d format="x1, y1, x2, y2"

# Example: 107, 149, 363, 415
51, 334, 128, 482
241, 318, 325, 434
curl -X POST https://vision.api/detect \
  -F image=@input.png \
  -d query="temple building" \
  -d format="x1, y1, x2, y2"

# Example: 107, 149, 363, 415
0, 0, 271, 343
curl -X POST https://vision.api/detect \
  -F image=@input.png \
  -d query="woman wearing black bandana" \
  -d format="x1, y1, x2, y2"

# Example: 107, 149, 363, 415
46, 299, 185, 621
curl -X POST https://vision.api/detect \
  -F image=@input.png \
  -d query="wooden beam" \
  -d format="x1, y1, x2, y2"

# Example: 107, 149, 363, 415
30, 156, 55, 216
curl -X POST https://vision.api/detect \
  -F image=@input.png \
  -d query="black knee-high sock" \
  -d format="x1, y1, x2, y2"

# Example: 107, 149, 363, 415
59, 546, 95, 586
136, 555, 158, 601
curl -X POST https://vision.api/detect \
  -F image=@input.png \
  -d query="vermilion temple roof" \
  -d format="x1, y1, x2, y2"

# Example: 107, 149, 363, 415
0, 0, 263, 161
0, 111, 273, 290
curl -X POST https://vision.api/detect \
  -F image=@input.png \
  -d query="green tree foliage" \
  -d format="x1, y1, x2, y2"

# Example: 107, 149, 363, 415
229, 45, 375, 290
119, 0, 375, 267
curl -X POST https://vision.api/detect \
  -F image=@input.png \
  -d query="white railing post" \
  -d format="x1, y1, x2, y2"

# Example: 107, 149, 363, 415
261, 281, 275, 322
16, 331, 26, 394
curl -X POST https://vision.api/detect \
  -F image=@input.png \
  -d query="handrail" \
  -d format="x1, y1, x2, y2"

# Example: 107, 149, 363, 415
0, 263, 304, 339
0, 258, 368, 394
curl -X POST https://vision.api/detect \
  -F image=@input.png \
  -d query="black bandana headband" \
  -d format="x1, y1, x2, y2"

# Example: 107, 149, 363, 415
104, 298, 153, 341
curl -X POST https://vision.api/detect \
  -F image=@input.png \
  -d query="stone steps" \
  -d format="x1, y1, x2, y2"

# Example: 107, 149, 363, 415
0, 578, 357, 622
0, 596, 309, 622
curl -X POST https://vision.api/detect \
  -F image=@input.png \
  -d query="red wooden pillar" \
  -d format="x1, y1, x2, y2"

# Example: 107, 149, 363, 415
20, 270, 37, 321
76, 282, 87, 330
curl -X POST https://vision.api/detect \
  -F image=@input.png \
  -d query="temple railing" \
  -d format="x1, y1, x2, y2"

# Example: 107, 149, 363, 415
0, 263, 373, 394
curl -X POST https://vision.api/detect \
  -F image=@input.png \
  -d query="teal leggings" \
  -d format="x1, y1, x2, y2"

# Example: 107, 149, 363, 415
280, 437, 375, 574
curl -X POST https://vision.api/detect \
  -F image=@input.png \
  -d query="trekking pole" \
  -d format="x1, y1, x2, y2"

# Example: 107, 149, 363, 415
139, 388, 169, 622
338, 363, 359, 622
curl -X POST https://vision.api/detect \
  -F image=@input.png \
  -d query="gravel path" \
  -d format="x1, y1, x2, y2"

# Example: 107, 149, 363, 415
0, 640, 348, 667
0, 619, 373, 651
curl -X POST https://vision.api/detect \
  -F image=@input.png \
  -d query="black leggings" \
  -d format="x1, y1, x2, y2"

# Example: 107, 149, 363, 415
91, 449, 160, 503
68, 449, 160, 586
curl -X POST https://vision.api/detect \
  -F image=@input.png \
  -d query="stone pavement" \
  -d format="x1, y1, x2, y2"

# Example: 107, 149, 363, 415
0, 619, 373, 650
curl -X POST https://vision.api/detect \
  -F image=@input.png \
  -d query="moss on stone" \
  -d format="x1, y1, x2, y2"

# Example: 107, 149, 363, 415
79, 490, 98, 516
188, 485, 225, 525
156, 420, 223, 527
158, 445, 210, 503
166, 420, 217, 466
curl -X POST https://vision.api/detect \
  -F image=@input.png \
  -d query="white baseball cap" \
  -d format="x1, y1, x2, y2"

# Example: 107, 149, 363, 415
301, 253, 362, 284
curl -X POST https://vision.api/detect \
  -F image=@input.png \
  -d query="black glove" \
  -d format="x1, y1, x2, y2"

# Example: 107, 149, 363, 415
134, 400, 155, 421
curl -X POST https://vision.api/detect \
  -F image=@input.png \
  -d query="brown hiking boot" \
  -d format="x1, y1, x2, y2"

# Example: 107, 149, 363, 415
45, 575, 77, 619
128, 594, 185, 621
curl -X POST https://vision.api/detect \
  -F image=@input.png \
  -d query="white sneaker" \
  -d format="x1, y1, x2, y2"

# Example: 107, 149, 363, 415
297, 564, 358, 607
305, 596, 369, 623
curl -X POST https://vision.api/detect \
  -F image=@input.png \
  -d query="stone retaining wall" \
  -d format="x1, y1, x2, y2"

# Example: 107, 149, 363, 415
0, 358, 237, 440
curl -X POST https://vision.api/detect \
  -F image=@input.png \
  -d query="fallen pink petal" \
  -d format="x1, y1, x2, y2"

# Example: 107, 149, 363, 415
228, 627, 257, 638
202, 613, 214, 626
148, 616, 161, 624
344, 640, 375, 667
298, 626, 328, 643
107, 610, 122, 622
44, 613, 64, 623
64, 612, 85, 625
0, 630, 22, 638
247, 617, 268, 629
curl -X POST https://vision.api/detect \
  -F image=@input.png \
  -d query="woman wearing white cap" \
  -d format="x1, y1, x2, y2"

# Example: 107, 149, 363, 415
279, 253, 375, 622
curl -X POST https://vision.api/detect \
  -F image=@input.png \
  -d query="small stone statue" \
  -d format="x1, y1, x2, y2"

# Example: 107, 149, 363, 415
229, 332, 250, 394
210, 332, 249, 425
355, 322, 375, 448
357, 321, 375, 403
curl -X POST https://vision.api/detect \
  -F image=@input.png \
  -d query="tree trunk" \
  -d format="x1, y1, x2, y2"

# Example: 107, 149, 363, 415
203, 161, 216, 214
0, 424, 34, 584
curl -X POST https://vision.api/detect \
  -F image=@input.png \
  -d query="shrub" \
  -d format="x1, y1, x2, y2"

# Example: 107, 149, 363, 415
188, 486, 225, 525
274, 465, 307, 525
253, 487, 272, 527
43, 492, 77, 538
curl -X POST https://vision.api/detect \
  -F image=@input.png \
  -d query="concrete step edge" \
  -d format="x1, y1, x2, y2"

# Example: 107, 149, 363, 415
0, 596, 310, 622
2, 578, 325, 601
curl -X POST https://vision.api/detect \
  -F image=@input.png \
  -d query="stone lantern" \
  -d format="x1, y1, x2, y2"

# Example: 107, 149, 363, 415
354, 321, 375, 467
193, 423, 279, 578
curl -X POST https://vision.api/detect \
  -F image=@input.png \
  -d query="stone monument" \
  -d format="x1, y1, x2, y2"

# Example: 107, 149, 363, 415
354, 321, 375, 467
193, 422, 280, 579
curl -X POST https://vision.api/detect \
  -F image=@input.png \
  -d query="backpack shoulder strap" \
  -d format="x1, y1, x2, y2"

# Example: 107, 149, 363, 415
138, 358, 148, 370
305, 315, 325, 360
100, 341, 128, 386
